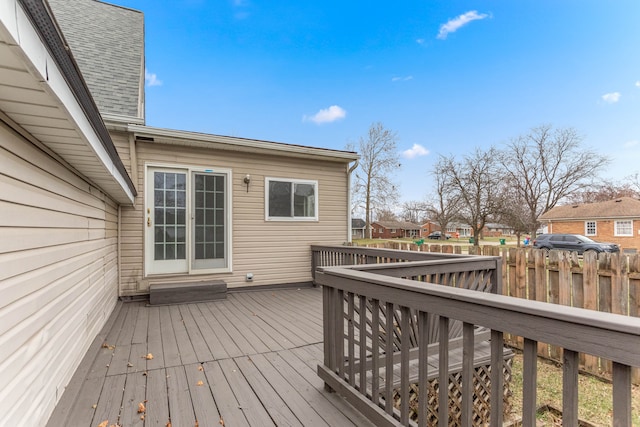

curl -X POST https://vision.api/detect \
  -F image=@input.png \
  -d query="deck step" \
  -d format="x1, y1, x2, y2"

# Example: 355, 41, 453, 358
149, 280, 227, 305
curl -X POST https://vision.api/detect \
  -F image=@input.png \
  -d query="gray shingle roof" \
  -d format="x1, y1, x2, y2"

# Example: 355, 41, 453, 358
540, 197, 640, 220
48, 0, 144, 121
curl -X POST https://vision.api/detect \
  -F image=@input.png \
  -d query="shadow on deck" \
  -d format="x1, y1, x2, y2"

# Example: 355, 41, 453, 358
47, 287, 374, 427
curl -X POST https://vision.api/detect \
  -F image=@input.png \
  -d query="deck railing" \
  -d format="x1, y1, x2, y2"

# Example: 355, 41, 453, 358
312, 245, 639, 427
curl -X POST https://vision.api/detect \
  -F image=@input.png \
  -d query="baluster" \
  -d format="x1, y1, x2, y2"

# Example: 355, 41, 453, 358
612, 362, 631, 427
359, 294, 367, 395
347, 292, 355, 386
461, 322, 474, 427
385, 302, 394, 415
400, 305, 410, 425
490, 329, 504, 426
418, 310, 429, 427
371, 299, 380, 406
522, 338, 537, 427
438, 316, 449, 426
562, 349, 579, 426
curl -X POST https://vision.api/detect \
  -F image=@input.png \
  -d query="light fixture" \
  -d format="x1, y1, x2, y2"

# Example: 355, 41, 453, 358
244, 174, 251, 192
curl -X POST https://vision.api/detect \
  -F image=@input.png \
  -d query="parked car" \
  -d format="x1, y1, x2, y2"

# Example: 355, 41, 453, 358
532, 234, 619, 254
427, 231, 451, 240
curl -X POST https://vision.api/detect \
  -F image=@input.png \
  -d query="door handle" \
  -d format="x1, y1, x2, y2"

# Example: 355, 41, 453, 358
147, 217, 152, 227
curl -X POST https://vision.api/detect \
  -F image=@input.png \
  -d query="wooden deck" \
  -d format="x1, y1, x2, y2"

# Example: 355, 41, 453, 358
47, 287, 374, 427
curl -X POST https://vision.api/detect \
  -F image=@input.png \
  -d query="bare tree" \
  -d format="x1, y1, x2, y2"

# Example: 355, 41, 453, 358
499, 125, 609, 236
426, 157, 463, 234
440, 148, 504, 246
496, 186, 531, 246
350, 122, 400, 238
376, 208, 398, 222
401, 200, 428, 223
565, 180, 639, 204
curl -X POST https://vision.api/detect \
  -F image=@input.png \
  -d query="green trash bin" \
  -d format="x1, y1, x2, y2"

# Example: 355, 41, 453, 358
469, 237, 474, 244
499, 238, 506, 245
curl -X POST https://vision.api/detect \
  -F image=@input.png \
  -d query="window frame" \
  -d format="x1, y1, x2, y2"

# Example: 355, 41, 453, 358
584, 221, 597, 236
614, 220, 633, 236
265, 177, 319, 221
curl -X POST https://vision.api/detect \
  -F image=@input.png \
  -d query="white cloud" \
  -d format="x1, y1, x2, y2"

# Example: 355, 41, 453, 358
624, 140, 639, 148
437, 10, 489, 40
602, 92, 621, 104
303, 105, 346, 124
402, 144, 430, 159
392, 76, 413, 82
635, 81, 640, 88
145, 69, 162, 87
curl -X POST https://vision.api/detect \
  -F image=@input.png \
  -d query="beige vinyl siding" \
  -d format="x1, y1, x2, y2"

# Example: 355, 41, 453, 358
120, 140, 350, 294
0, 123, 119, 427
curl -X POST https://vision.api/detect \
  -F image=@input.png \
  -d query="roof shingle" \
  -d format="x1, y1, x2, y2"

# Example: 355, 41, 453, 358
540, 197, 640, 220
48, 0, 144, 121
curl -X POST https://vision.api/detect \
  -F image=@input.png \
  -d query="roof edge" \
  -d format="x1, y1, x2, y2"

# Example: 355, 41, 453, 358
127, 124, 360, 162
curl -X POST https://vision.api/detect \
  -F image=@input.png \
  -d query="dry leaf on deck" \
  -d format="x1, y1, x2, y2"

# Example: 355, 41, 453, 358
97, 421, 109, 427
127, 362, 133, 367
195, 421, 199, 427
145, 353, 154, 360
197, 365, 204, 371
196, 380, 204, 386
137, 402, 146, 413
219, 416, 225, 426
166, 421, 172, 427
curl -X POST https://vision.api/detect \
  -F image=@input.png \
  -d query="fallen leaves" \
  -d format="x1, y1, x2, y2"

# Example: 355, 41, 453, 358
101, 343, 115, 350
197, 365, 204, 371
145, 353, 154, 360
219, 416, 225, 426
196, 380, 204, 386
97, 421, 109, 427
137, 402, 146, 413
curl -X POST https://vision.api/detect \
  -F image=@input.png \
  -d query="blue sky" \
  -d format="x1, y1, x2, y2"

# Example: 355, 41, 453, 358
110, 0, 639, 204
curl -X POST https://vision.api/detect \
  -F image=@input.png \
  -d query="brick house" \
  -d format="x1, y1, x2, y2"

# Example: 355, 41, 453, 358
539, 197, 640, 250
371, 221, 421, 239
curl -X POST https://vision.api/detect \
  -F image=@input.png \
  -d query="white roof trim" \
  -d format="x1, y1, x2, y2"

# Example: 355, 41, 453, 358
127, 124, 359, 162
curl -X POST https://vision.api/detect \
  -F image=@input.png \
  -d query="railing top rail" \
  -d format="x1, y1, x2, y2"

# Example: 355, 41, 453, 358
337, 256, 501, 272
317, 267, 640, 366
311, 244, 478, 260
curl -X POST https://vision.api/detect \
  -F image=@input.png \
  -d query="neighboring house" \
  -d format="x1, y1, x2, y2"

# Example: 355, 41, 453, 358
484, 223, 514, 237
0, 1, 357, 426
351, 218, 366, 239
420, 220, 440, 237
539, 197, 640, 250
372, 221, 421, 239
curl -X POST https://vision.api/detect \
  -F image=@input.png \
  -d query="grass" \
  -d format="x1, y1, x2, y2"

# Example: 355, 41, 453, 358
507, 351, 640, 426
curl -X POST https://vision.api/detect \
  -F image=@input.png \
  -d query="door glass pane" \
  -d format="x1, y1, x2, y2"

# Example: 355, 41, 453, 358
193, 173, 226, 269
153, 172, 187, 261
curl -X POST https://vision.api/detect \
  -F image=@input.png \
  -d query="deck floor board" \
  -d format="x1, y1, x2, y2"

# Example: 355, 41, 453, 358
47, 287, 374, 427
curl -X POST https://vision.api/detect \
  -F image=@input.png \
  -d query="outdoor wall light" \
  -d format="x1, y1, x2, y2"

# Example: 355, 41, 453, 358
244, 174, 251, 192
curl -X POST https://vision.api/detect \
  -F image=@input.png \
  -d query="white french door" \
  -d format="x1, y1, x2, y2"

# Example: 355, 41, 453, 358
145, 166, 230, 275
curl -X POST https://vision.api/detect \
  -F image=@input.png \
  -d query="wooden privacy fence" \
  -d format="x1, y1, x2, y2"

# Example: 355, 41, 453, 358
343, 242, 640, 383
502, 247, 640, 383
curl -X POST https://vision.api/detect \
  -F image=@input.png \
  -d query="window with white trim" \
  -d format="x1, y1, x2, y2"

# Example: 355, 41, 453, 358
266, 178, 318, 220
585, 221, 597, 236
614, 220, 633, 236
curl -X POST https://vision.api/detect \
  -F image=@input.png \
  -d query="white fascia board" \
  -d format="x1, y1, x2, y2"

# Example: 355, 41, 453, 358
128, 124, 359, 163
2, 1, 134, 204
